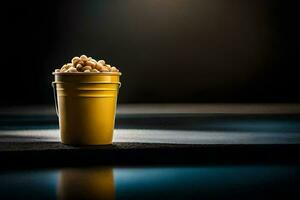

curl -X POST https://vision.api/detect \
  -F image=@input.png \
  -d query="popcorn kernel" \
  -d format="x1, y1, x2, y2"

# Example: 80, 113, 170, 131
67, 67, 77, 72
82, 66, 92, 71
98, 60, 105, 65
71, 57, 80, 65
80, 55, 88, 62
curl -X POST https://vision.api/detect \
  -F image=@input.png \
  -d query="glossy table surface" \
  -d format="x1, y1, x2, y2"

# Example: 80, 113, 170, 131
1, 104, 300, 199
1, 165, 300, 200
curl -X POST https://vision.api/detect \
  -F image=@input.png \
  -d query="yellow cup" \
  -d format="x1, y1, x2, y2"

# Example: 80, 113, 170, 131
52, 72, 121, 145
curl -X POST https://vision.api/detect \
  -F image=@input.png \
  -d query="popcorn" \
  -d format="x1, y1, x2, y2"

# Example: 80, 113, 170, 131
66, 63, 73, 68
82, 65, 92, 71
90, 58, 97, 63
80, 55, 88, 62
101, 67, 109, 72
76, 63, 83, 70
71, 57, 80, 65
86, 60, 96, 68
98, 60, 105, 65
67, 67, 77, 73
111, 66, 119, 72
54, 55, 120, 73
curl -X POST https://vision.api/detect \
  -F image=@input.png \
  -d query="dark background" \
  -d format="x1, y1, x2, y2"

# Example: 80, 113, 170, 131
0, 0, 298, 106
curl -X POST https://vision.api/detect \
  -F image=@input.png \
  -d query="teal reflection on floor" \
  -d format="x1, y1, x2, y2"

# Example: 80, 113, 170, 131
0, 165, 299, 199
115, 166, 300, 199
0, 171, 58, 199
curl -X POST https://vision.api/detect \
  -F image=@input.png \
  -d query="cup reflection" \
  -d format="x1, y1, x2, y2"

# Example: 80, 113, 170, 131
57, 167, 115, 200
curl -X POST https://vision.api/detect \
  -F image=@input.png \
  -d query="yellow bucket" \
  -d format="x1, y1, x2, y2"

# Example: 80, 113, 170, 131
52, 72, 121, 145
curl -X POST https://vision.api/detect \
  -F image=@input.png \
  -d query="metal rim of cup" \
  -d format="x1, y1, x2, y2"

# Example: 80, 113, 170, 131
52, 72, 122, 76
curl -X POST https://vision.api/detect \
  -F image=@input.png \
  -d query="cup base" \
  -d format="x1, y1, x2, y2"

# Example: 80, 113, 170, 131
61, 142, 113, 146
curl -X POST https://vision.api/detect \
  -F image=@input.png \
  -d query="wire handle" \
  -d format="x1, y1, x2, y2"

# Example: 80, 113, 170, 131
51, 82, 59, 117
